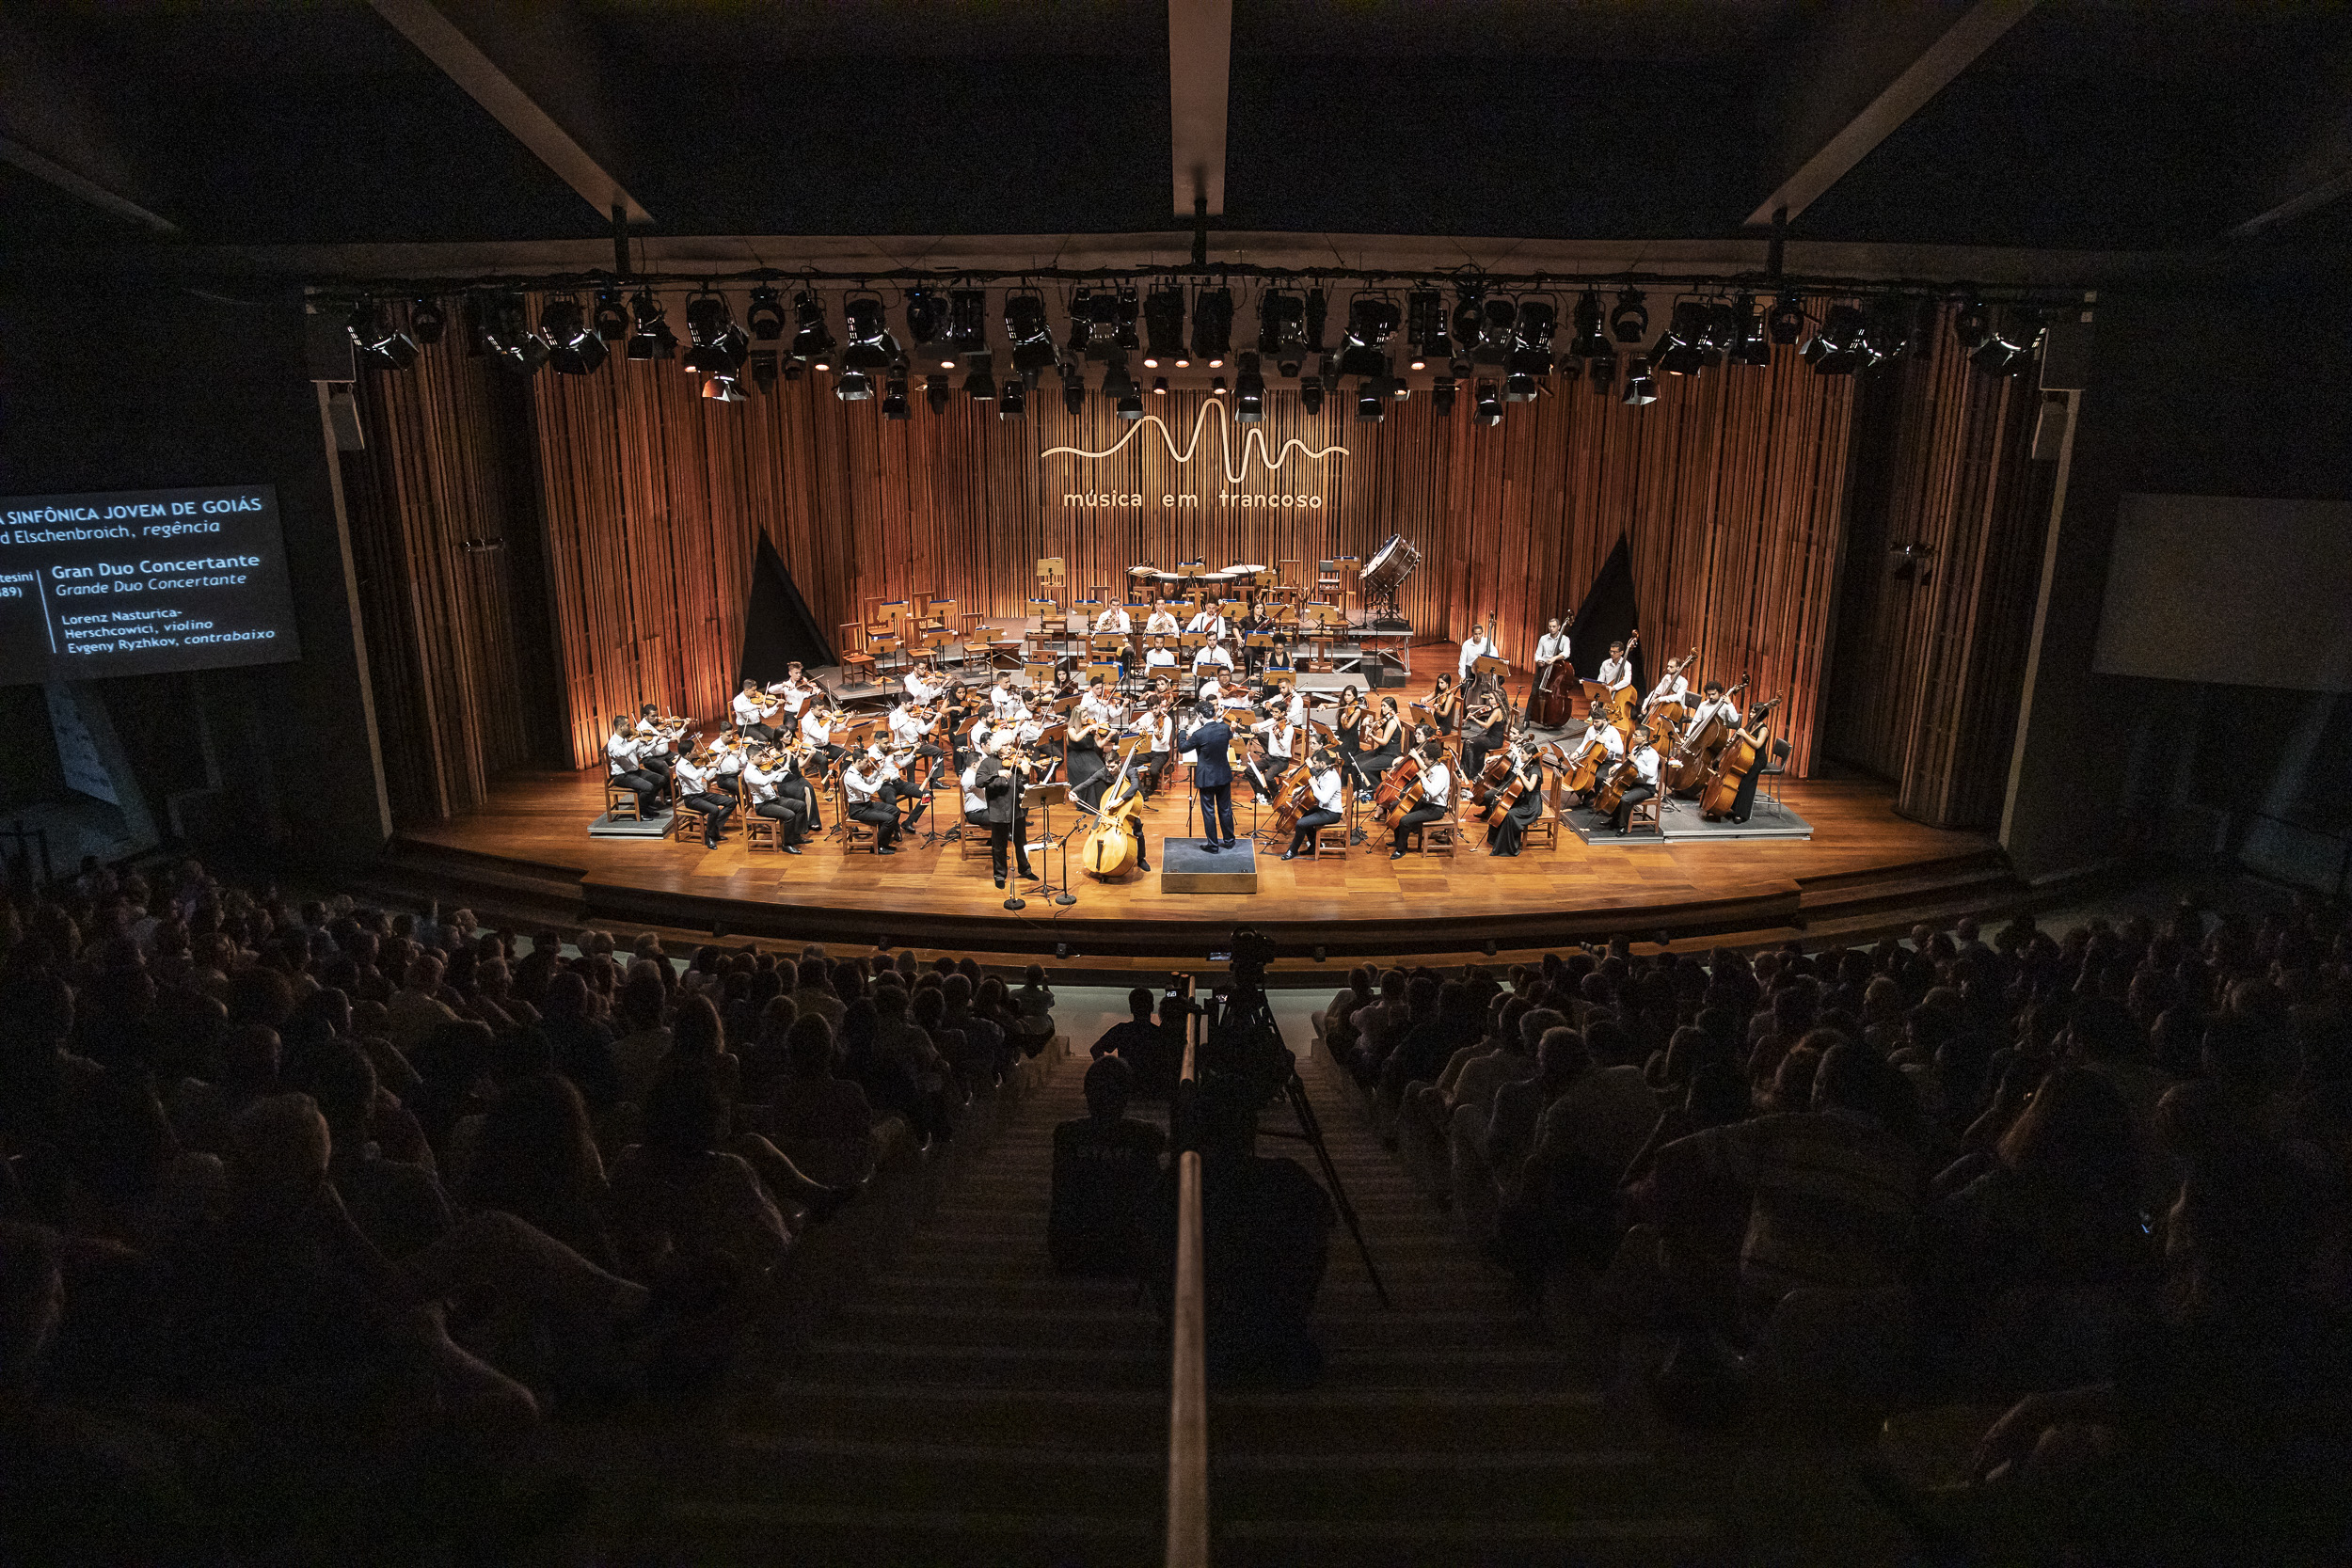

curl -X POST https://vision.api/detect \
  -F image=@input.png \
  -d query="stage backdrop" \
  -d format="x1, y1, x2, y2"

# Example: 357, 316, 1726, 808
346, 297, 1867, 821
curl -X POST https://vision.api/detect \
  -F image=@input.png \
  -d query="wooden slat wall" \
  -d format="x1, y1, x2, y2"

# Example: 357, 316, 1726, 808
1825, 304, 2054, 828
341, 350, 539, 822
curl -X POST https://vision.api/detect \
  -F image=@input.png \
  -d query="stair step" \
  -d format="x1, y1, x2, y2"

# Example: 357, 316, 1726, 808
755, 1381, 1167, 1450
793, 1338, 1166, 1391
1214, 1513, 1718, 1568
656, 1500, 1158, 1568
721, 1434, 1162, 1513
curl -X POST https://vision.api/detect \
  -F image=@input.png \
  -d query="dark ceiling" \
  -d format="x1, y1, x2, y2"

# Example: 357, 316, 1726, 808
6, 0, 2348, 256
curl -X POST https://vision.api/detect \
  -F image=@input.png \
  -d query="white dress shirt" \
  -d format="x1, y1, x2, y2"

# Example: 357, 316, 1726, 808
1644, 673, 1690, 710
742, 762, 781, 804
1144, 646, 1177, 672
1628, 746, 1661, 790
1092, 607, 1132, 634
799, 707, 833, 747
1596, 655, 1635, 691
903, 669, 940, 703
1309, 766, 1345, 815
732, 691, 775, 728
1193, 643, 1233, 675
605, 733, 647, 775
1685, 697, 1739, 739
1421, 761, 1454, 804
1572, 723, 1625, 766
1146, 610, 1180, 634
888, 705, 927, 746
1140, 710, 1173, 752
990, 686, 1029, 722
675, 756, 717, 795
711, 742, 746, 779
1457, 634, 1497, 681
772, 679, 815, 716
843, 759, 888, 804
1185, 609, 1226, 639
1251, 718, 1298, 759
1534, 631, 1570, 664
960, 761, 986, 817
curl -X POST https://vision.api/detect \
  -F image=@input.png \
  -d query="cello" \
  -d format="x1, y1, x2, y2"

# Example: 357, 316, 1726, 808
1665, 678, 1745, 794
1591, 726, 1655, 816
1079, 740, 1153, 879
1697, 697, 1782, 822
1267, 758, 1317, 839
1558, 701, 1617, 796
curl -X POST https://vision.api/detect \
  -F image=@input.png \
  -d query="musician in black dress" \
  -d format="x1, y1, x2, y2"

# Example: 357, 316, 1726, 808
1486, 743, 1547, 857
1429, 673, 1461, 738
1359, 697, 1406, 791
1461, 689, 1509, 784
1333, 684, 1370, 793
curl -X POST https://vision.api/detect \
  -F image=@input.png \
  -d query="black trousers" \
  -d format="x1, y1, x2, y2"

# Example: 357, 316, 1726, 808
886, 777, 930, 828
639, 752, 675, 781
991, 815, 1034, 879
1138, 751, 1169, 797
779, 777, 819, 831
1197, 783, 1235, 845
682, 790, 735, 845
1391, 801, 1445, 851
1611, 783, 1657, 833
1286, 807, 1342, 855
611, 768, 663, 816
743, 722, 779, 745
849, 800, 899, 847
753, 798, 805, 845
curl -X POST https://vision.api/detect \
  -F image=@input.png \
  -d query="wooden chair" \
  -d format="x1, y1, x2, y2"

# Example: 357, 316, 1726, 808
1520, 805, 1561, 851
744, 814, 781, 852
958, 815, 994, 861
603, 780, 642, 821
1405, 803, 1461, 859
1312, 816, 1352, 858
838, 789, 881, 854
671, 795, 709, 843
837, 622, 877, 684
1624, 796, 1663, 838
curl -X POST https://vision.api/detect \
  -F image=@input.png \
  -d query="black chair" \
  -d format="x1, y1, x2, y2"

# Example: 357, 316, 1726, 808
1759, 738, 1792, 813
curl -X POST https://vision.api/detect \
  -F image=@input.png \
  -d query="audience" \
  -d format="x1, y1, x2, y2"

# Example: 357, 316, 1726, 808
1048, 1056, 1167, 1276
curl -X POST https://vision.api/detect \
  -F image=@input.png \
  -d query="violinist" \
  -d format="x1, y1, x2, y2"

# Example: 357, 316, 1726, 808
798, 697, 846, 770
605, 716, 664, 819
673, 746, 737, 851
770, 662, 818, 721
975, 735, 1040, 888
1389, 739, 1454, 860
733, 679, 782, 744
1596, 634, 1640, 701
1429, 673, 1461, 736
903, 658, 945, 705
1562, 704, 1625, 810
742, 749, 806, 854
887, 697, 946, 787
1332, 683, 1369, 792
1249, 706, 1301, 770
1461, 686, 1508, 784
990, 673, 1031, 726
1136, 696, 1175, 798
633, 704, 685, 783
1486, 740, 1547, 858
842, 746, 904, 854
707, 726, 749, 796
1066, 684, 1111, 794
1279, 748, 1347, 861
1175, 702, 1238, 851
1609, 725, 1663, 835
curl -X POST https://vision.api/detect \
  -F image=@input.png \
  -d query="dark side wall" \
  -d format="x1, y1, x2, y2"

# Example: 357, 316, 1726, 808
2004, 259, 2352, 895
0, 280, 391, 870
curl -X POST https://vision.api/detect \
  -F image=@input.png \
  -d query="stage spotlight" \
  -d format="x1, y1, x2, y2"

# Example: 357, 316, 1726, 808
1952, 297, 1991, 350
1298, 376, 1325, 416
964, 363, 996, 401
1116, 386, 1144, 420
1431, 376, 1458, 417
1151, 375, 1168, 396
1065, 286, 1104, 359
1701, 301, 1740, 370
627, 291, 676, 362
1210, 375, 1229, 397
749, 351, 778, 393
1143, 283, 1185, 367
1970, 308, 2041, 376
838, 294, 898, 371
1406, 288, 1444, 371
1585, 347, 1616, 396
1570, 290, 1609, 359
1472, 379, 1502, 425
409, 296, 447, 346
1609, 289, 1649, 344
788, 292, 834, 368
1338, 293, 1400, 377
1653, 300, 1710, 377
590, 289, 629, 343
1502, 371, 1536, 402
1480, 293, 1518, 363
1768, 293, 1807, 345
745, 285, 787, 341
1004, 290, 1057, 374
482, 291, 548, 376
1863, 296, 1924, 366
541, 295, 607, 375
1621, 355, 1658, 404
905, 288, 947, 355
1102, 356, 1137, 400
1063, 374, 1086, 416
1356, 381, 1384, 421
1802, 304, 1871, 374
1235, 352, 1265, 417
1258, 290, 1307, 374
1113, 285, 1139, 352
702, 372, 745, 404
1729, 293, 1773, 367
684, 292, 751, 377
1190, 285, 1233, 367
1312, 945, 1327, 963
998, 377, 1025, 419
1452, 285, 1487, 356
835, 369, 874, 402
1507, 297, 1556, 383
924, 374, 950, 413
347, 300, 419, 371
944, 288, 989, 360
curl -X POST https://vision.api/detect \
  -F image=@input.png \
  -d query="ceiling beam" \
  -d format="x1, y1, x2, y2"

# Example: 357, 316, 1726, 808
365, 0, 651, 227
2231, 95, 2352, 238
1168, 0, 1232, 216
1746, 0, 2042, 230
0, 13, 178, 233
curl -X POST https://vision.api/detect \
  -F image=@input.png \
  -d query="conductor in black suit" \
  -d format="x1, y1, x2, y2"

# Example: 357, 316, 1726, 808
974, 736, 1038, 889
1177, 704, 1237, 850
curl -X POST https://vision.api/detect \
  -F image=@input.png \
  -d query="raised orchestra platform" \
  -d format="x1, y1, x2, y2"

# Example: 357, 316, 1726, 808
373, 766, 2022, 965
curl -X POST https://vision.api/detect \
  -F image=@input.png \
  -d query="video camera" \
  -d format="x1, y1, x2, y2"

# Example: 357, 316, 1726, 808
1200, 927, 1292, 1089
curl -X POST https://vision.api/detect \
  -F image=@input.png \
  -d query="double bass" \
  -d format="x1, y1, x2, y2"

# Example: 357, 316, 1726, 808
1665, 678, 1746, 794
1079, 740, 1153, 879
1530, 650, 1579, 730
1697, 697, 1782, 822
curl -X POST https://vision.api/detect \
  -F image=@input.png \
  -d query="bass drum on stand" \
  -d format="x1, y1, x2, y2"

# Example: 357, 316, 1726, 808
1359, 533, 1421, 621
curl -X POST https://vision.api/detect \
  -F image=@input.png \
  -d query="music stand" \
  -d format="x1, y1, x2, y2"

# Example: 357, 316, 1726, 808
1027, 782, 1074, 907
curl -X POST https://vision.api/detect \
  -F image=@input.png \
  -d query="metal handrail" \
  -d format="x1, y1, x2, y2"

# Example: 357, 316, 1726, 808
1165, 1005, 1209, 1568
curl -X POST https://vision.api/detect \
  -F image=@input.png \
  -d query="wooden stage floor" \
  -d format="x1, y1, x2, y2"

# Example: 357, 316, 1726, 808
393, 768, 2001, 959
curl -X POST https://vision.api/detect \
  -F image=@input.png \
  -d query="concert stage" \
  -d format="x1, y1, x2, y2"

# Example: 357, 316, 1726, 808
374, 769, 2020, 964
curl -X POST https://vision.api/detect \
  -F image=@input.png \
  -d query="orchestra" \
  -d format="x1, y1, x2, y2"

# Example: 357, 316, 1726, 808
593, 570, 1784, 874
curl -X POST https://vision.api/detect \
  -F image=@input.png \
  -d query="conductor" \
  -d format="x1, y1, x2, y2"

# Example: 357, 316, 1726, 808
1177, 703, 1238, 851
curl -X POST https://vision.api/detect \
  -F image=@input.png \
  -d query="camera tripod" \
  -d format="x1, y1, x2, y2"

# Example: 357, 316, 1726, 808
1206, 983, 1391, 1309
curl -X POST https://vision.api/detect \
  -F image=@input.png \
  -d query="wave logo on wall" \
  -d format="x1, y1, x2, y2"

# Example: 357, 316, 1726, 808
1041, 398, 1345, 487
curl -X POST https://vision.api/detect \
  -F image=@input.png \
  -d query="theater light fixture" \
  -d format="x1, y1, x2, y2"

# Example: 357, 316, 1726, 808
1210, 375, 1229, 397
1506, 297, 1556, 389
1236, 353, 1265, 421
943, 288, 989, 361
1355, 381, 1384, 421
924, 374, 951, 413
347, 300, 419, 372
1190, 284, 1232, 368
788, 291, 834, 369
1258, 290, 1308, 376
1969, 308, 2041, 376
683, 291, 750, 378
1570, 291, 1609, 360
702, 371, 745, 403
838, 294, 898, 371
408, 296, 447, 346
1406, 288, 1446, 372
905, 288, 947, 357
1653, 300, 1711, 377
748, 351, 778, 393
590, 289, 629, 343
482, 291, 548, 376
963, 361, 996, 401
1452, 285, 1488, 357
1304, 287, 1329, 354
1062, 368, 1086, 416
1585, 347, 1616, 396
745, 286, 787, 341
1768, 293, 1807, 345
1113, 285, 1139, 352
1142, 283, 1186, 367
1151, 375, 1168, 396
1431, 376, 1457, 417
1298, 376, 1325, 416
1621, 355, 1658, 405
1729, 293, 1773, 367
1473, 379, 1502, 425
541, 295, 607, 375
1952, 297, 1991, 350
882, 375, 911, 420
1802, 304, 1872, 374
626, 291, 676, 362
834, 369, 874, 402
1004, 290, 1057, 374
998, 377, 1025, 419
1609, 290, 1649, 345
1338, 293, 1401, 378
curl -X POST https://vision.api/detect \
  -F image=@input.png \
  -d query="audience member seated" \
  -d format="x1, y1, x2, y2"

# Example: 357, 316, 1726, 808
753, 1016, 879, 1189
1048, 1056, 1167, 1275
1089, 987, 1182, 1097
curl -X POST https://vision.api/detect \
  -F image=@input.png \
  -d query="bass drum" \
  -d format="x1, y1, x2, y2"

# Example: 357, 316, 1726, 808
1359, 533, 1422, 594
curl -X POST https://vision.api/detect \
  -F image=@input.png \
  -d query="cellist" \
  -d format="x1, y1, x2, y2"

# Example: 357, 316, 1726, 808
1486, 739, 1548, 858
1561, 704, 1625, 810
1279, 747, 1347, 861
1388, 738, 1454, 860
1608, 725, 1663, 835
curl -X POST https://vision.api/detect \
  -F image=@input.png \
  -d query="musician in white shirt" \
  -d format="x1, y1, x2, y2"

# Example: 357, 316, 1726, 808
605, 718, 664, 817
1389, 739, 1454, 858
1145, 606, 1181, 635
1641, 656, 1692, 718
1091, 603, 1132, 635
1249, 712, 1300, 764
903, 661, 942, 704
1280, 749, 1349, 860
1595, 635, 1639, 693
733, 679, 781, 742
1457, 620, 1499, 684
708, 728, 749, 793
1683, 681, 1740, 744
1143, 639, 1178, 675
632, 705, 683, 782
1192, 639, 1234, 682
1534, 618, 1570, 668
989, 674, 1030, 724
840, 747, 903, 852
799, 702, 844, 768
1136, 702, 1175, 797
741, 753, 806, 854
888, 698, 946, 785
673, 750, 737, 850
1609, 726, 1663, 834
769, 663, 817, 718
1564, 710, 1625, 808
1185, 605, 1226, 641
